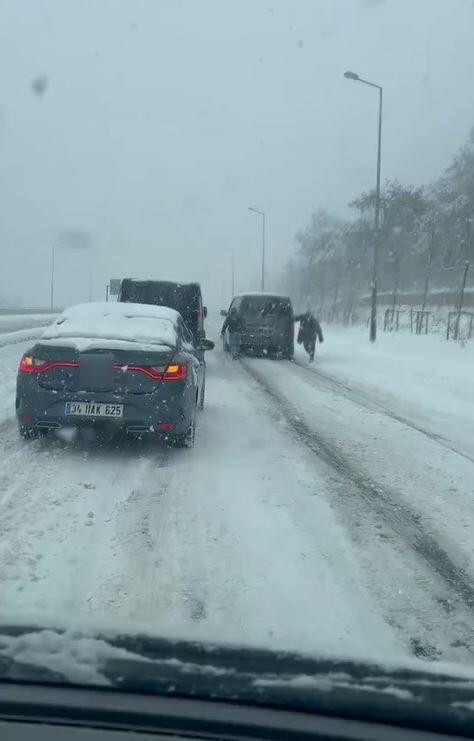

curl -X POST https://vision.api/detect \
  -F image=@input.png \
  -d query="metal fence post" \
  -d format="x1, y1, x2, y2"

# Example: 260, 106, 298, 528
454, 261, 470, 340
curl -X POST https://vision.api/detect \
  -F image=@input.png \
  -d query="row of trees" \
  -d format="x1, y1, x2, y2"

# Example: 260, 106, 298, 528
283, 128, 474, 320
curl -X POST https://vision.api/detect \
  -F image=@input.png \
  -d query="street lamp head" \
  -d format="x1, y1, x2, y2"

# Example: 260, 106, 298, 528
248, 206, 256, 213
344, 70, 359, 80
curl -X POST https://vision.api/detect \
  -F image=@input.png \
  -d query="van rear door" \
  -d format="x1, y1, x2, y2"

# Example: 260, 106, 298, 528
241, 297, 292, 348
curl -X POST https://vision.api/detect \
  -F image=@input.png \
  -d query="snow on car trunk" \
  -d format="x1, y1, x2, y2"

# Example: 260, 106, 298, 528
40, 302, 179, 353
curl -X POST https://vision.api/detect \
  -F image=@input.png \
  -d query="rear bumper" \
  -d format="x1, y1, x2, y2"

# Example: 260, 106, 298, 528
240, 332, 292, 350
16, 382, 191, 434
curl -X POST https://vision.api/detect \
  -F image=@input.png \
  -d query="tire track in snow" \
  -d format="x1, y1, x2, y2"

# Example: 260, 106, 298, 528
242, 359, 474, 619
292, 359, 474, 465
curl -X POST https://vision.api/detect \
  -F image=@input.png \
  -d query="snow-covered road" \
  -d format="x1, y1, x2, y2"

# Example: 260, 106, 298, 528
0, 329, 473, 668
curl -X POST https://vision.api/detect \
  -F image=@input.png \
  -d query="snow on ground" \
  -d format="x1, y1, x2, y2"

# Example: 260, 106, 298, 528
248, 338, 474, 578
0, 341, 31, 421
0, 338, 403, 661
0, 314, 56, 334
0, 327, 50, 350
0, 324, 56, 420
0, 324, 473, 669
295, 325, 474, 460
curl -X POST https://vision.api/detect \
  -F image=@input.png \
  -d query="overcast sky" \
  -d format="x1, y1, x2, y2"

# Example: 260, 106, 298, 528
1, 0, 474, 309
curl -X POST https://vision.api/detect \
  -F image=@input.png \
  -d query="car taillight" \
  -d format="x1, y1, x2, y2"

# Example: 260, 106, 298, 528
19, 356, 49, 373
19, 356, 79, 374
118, 364, 187, 381
19, 356, 39, 373
162, 363, 187, 381
118, 365, 164, 380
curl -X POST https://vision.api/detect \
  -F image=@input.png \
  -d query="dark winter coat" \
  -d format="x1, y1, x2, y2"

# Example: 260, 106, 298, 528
294, 313, 324, 345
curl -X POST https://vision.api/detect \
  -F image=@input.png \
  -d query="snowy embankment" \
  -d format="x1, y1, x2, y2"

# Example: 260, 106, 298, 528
0, 327, 49, 349
0, 313, 56, 335
0, 314, 56, 351
295, 325, 474, 461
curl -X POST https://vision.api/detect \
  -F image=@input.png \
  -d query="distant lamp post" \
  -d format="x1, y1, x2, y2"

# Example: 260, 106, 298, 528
248, 206, 266, 292
50, 244, 56, 310
344, 70, 383, 342
50, 229, 93, 310
231, 252, 235, 297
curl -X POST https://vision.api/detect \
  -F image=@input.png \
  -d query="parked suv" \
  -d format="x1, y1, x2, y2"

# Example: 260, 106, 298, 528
118, 279, 207, 343
221, 293, 294, 358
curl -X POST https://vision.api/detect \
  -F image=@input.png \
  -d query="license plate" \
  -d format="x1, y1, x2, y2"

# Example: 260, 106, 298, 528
65, 402, 123, 418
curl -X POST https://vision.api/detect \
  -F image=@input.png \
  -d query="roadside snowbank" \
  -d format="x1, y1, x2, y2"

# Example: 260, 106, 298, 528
296, 325, 474, 459
0, 314, 56, 333
0, 327, 48, 349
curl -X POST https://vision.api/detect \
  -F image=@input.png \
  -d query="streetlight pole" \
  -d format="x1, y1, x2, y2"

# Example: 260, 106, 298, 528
248, 206, 266, 291
50, 230, 94, 310
50, 244, 56, 310
344, 70, 383, 342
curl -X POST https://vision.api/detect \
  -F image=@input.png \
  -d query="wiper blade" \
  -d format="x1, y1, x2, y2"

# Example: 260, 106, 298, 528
2, 625, 474, 738
0, 653, 64, 684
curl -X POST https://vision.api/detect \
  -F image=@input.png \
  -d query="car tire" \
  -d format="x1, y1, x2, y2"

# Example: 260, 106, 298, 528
172, 414, 196, 449
18, 424, 46, 440
282, 343, 294, 360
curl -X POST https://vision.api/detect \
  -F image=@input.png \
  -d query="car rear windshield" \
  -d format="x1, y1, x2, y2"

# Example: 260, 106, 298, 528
121, 281, 200, 316
240, 297, 291, 318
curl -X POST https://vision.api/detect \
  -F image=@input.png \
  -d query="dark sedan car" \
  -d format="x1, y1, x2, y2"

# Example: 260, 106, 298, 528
16, 302, 214, 447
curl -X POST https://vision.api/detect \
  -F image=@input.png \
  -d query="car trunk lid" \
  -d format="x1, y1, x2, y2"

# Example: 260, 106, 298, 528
32, 345, 176, 395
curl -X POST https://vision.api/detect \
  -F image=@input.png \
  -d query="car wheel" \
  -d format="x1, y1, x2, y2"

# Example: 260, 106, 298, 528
282, 344, 294, 360
18, 424, 46, 440
173, 415, 196, 449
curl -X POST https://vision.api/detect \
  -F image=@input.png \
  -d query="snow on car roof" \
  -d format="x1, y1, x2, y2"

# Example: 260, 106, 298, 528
124, 278, 200, 286
40, 302, 180, 352
233, 292, 291, 300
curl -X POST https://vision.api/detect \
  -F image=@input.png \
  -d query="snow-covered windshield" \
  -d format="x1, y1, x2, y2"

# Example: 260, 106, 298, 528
1, 0, 474, 701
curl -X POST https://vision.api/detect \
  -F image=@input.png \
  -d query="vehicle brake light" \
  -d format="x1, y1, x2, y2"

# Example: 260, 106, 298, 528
19, 356, 35, 372
158, 422, 176, 431
121, 365, 164, 380
118, 364, 187, 381
163, 364, 187, 381
19, 356, 75, 374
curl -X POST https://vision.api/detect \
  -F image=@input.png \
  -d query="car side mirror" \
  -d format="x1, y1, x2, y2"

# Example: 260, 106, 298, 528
197, 339, 215, 351
203, 306, 208, 318
220, 309, 227, 317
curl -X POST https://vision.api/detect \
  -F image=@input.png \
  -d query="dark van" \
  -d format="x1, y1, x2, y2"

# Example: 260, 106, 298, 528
118, 279, 207, 343
221, 293, 294, 358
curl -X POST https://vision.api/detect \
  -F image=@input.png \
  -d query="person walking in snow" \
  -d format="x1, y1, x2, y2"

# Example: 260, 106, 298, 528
294, 310, 323, 362
221, 306, 244, 359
